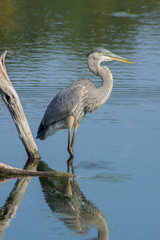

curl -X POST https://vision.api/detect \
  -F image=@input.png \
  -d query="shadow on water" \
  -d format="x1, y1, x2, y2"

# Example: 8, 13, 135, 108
0, 157, 108, 240
38, 157, 109, 240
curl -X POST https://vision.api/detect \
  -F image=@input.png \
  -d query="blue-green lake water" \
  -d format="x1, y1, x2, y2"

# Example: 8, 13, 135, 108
0, 0, 160, 239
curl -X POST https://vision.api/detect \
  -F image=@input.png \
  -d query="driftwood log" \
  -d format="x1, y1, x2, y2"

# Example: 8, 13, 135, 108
0, 51, 40, 159
0, 51, 75, 239
0, 51, 75, 178
0, 159, 74, 239
0, 162, 74, 178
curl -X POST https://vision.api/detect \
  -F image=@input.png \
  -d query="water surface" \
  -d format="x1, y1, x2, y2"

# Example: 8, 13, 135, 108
0, 0, 160, 239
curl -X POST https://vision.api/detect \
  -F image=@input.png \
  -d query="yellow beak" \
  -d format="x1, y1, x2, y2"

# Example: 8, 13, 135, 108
110, 56, 134, 64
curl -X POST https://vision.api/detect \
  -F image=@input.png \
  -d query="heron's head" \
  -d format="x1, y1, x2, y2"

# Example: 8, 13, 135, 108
87, 47, 133, 64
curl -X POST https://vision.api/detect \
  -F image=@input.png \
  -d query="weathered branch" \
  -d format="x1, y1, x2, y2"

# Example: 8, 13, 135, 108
0, 163, 74, 178
0, 159, 75, 239
0, 51, 41, 159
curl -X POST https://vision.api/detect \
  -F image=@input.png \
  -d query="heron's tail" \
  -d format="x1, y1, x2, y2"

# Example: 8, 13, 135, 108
36, 123, 47, 140
36, 122, 58, 140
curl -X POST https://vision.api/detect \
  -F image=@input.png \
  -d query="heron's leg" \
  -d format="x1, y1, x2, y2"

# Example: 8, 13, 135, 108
68, 127, 73, 156
67, 116, 74, 156
71, 123, 80, 148
67, 156, 77, 187
67, 156, 74, 173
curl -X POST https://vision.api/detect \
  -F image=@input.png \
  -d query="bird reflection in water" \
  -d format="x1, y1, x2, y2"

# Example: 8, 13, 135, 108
37, 158, 109, 240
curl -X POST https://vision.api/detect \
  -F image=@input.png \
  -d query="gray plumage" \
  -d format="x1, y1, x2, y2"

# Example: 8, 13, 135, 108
36, 47, 133, 156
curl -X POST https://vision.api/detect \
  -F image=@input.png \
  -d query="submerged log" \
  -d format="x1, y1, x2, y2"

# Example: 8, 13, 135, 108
0, 51, 41, 159
0, 163, 74, 179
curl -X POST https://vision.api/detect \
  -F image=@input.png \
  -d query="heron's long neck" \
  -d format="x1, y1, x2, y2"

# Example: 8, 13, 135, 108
88, 57, 113, 109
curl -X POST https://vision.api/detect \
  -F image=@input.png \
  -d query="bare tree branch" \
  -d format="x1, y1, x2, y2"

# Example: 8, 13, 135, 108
0, 51, 41, 159
0, 162, 74, 178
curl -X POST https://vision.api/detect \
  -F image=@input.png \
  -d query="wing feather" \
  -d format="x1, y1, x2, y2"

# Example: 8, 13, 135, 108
37, 79, 95, 132
36, 79, 96, 138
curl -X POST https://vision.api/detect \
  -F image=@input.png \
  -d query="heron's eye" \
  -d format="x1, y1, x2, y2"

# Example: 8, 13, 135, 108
104, 52, 107, 56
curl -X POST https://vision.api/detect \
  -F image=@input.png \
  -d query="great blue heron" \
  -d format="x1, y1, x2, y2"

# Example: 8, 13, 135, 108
36, 47, 133, 156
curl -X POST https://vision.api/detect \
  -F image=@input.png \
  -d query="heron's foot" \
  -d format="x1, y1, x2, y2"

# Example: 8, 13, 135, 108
68, 145, 74, 157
